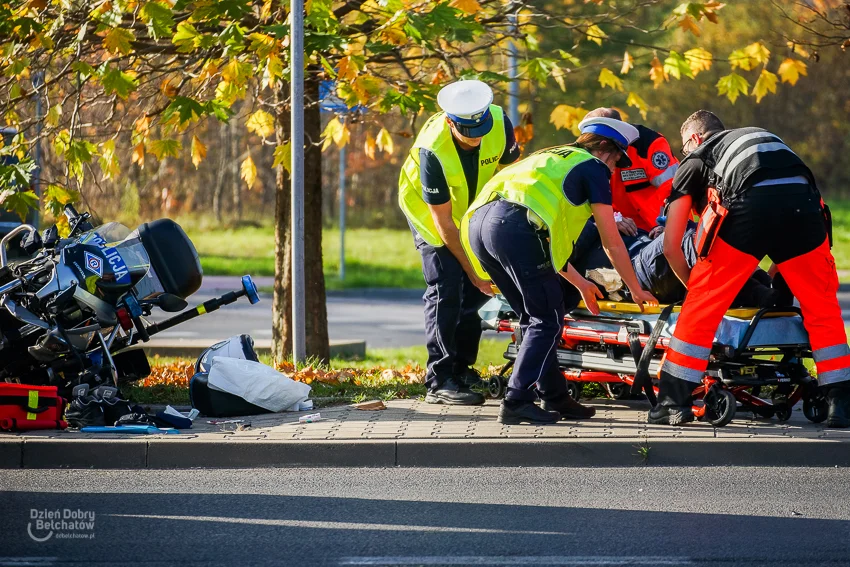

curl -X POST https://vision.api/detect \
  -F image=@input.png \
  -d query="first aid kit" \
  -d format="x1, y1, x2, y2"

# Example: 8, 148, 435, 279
0, 383, 66, 431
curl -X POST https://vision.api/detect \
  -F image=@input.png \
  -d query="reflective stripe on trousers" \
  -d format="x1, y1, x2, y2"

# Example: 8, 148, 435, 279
661, 236, 850, 386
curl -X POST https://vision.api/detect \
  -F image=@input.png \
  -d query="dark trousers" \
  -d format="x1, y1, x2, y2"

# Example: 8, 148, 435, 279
467, 199, 569, 402
412, 226, 489, 390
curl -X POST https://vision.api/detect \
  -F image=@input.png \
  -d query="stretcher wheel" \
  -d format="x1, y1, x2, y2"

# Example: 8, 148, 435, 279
803, 396, 829, 424
605, 383, 632, 400
704, 388, 736, 427
488, 376, 507, 399
566, 381, 581, 401
774, 404, 793, 422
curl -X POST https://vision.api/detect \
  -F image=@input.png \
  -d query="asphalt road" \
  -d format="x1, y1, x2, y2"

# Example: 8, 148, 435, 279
150, 276, 850, 350
2, 466, 849, 566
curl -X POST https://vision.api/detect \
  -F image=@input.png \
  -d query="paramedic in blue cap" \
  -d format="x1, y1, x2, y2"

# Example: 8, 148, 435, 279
460, 116, 658, 424
398, 80, 521, 405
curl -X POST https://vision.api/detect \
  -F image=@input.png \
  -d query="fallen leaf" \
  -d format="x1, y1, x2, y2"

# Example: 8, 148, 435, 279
353, 400, 387, 410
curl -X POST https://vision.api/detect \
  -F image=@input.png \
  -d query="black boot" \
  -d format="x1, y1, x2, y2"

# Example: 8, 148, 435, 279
826, 383, 850, 428
647, 375, 695, 425
498, 400, 560, 425
425, 382, 485, 406
541, 393, 596, 419
454, 366, 484, 388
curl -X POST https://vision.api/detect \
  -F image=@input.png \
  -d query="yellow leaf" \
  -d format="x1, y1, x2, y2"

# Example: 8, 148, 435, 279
197, 60, 219, 82
744, 42, 771, 65
752, 69, 778, 103
378, 23, 407, 46
449, 0, 481, 14
45, 104, 61, 128
598, 68, 624, 92
321, 117, 350, 150
585, 24, 606, 46
131, 142, 145, 169
103, 27, 135, 55
777, 58, 807, 86
625, 92, 649, 120
191, 135, 206, 169
337, 56, 359, 82
246, 109, 275, 140
679, 15, 701, 37
620, 51, 634, 75
364, 132, 377, 160
376, 127, 394, 155
684, 47, 713, 76
549, 104, 580, 131
240, 155, 257, 189
716, 72, 750, 104
552, 63, 566, 92
273, 142, 291, 173
649, 56, 668, 88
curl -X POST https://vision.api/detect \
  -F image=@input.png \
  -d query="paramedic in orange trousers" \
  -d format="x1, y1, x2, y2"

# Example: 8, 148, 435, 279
651, 110, 850, 428
583, 108, 678, 237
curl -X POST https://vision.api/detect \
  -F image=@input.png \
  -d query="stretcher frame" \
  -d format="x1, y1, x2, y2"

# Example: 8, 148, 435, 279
489, 301, 829, 427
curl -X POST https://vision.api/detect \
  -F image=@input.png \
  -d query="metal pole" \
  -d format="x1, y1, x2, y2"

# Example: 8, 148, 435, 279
338, 131, 346, 281
290, 0, 306, 365
507, 14, 520, 126
32, 71, 44, 229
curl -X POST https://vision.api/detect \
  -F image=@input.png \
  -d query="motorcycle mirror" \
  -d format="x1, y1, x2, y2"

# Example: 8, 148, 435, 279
156, 293, 188, 313
242, 275, 260, 305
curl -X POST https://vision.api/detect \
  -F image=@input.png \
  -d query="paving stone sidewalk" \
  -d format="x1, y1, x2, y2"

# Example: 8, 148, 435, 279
2, 399, 849, 469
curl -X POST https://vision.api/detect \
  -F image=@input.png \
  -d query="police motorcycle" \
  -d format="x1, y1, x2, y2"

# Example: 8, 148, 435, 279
0, 205, 259, 397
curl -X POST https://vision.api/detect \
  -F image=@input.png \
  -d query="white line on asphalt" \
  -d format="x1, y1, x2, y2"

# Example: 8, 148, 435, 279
339, 557, 695, 566
0, 559, 58, 566
108, 514, 573, 536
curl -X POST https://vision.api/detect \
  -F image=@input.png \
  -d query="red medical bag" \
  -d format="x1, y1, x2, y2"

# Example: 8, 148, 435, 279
0, 383, 67, 431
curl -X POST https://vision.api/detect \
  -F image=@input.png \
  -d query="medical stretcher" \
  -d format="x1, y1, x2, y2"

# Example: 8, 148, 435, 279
480, 299, 829, 427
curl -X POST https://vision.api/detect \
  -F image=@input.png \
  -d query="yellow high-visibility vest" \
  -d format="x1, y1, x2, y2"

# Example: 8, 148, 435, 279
460, 145, 600, 281
398, 105, 506, 246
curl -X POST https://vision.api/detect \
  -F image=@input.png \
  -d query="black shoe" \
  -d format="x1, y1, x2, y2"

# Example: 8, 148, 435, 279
647, 375, 696, 425
425, 385, 485, 406
498, 400, 561, 425
827, 385, 850, 428
541, 393, 596, 419
648, 405, 695, 425
65, 396, 105, 428
454, 367, 484, 388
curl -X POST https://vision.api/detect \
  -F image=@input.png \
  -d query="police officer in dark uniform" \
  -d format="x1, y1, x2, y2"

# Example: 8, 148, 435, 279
652, 110, 850, 427
398, 80, 520, 405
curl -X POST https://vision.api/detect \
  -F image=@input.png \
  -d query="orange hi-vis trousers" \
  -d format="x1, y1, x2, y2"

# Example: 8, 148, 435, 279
661, 236, 850, 386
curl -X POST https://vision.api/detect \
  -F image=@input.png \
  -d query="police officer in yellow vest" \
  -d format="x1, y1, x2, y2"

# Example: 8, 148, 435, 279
399, 80, 521, 405
461, 117, 659, 424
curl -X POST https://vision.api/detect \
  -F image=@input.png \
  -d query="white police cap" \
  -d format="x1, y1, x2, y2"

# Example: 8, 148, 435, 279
437, 80, 495, 138
577, 116, 640, 167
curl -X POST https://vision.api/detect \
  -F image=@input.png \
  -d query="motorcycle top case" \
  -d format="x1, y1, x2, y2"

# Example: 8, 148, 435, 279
190, 335, 268, 417
0, 383, 67, 431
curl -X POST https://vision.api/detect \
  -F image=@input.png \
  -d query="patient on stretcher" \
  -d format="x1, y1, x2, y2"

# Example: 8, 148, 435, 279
566, 219, 793, 308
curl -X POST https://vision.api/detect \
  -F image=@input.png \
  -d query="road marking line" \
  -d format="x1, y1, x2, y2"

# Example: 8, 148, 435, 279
108, 514, 572, 536
339, 557, 694, 566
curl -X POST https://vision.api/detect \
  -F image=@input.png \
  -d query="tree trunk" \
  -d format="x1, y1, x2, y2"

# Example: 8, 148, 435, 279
230, 117, 242, 222
212, 121, 228, 222
272, 75, 330, 362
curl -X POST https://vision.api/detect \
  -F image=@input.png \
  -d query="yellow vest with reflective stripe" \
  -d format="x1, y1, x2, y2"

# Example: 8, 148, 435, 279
398, 105, 506, 246
460, 146, 599, 281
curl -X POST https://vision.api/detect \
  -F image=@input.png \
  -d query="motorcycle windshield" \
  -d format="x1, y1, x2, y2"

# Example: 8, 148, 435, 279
78, 222, 166, 298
